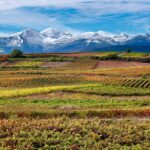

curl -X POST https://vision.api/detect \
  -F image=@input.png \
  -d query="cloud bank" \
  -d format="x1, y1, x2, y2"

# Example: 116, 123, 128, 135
0, 0, 149, 34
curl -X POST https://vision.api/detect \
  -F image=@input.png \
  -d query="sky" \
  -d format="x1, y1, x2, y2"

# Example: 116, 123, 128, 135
0, 0, 150, 35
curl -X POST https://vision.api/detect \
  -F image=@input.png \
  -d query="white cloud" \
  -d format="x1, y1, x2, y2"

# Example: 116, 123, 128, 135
0, 10, 57, 28
0, 0, 149, 33
0, 9, 82, 34
0, 0, 86, 11
0, 0, 149, 14
0, 32, 12, 37
0, 9, 72, 32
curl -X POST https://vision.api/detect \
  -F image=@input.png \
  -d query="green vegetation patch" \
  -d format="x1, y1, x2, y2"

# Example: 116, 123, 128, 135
0, 118, 149, 149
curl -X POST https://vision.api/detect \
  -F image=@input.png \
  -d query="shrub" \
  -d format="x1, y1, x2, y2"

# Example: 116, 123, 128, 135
106, 53, 119, 60
10, 49, 24, 58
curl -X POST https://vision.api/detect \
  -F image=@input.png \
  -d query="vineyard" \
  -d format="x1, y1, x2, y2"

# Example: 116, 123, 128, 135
0, 53, 150, 149
85, 76, 150, 88
0, 75, 90, 88
1, 74, 150, 89
65, 58, 98, 70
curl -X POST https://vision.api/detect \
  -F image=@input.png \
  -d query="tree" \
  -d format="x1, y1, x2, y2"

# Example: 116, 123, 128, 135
126, 48, 132, 53
10, 49, 23, 58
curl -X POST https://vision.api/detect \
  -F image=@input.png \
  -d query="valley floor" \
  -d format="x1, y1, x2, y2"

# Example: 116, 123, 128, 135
0, 54, 150, 149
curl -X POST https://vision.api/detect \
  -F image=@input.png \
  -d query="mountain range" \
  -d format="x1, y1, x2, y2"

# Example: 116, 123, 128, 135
0, 28, 150, 53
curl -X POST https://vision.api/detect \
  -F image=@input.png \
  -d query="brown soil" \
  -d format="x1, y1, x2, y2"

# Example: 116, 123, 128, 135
41, 62, 70, 68
50, 52, 98, 57
24, 92, 150, 101
55, 105, 81, 110
96, 61, 150, 69
0, 62, 9, 67
25, 92, 65, 100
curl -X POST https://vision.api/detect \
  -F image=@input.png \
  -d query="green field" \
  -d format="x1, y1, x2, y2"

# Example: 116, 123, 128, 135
0, 52, 150, 149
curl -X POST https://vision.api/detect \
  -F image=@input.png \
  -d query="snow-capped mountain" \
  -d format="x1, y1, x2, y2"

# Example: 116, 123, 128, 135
0, 28, 150, 53
19, 29, 44, 45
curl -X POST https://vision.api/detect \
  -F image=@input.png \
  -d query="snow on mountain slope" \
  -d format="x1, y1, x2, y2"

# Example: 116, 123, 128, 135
0, 34, 23, 47
41, 28, 73, 45
41, 28, 73, 39
18, 29, 44, 45
0, 28, 150, 53
112, 33, 130, 43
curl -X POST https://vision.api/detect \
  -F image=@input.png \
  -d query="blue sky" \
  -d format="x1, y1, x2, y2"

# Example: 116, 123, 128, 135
0, 0, 149, 35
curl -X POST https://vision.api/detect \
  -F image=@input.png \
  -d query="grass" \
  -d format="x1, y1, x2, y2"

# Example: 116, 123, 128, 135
0, 92, 150, 119
0, 93, 150, 108
65, 84, 150, 96
120, 52, 149, 58
0, 84, 97, 98
0, 83, 150, 98
8, 57, 75, 62
14, 61, 43, 67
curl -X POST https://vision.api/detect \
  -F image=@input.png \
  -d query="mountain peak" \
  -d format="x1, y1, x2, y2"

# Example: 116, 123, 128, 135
119, 33, 129, 37
18, 28, 44, 45
21, 28, 41, 36
41, 28, 61, 38
41, 28, 72, 39
97, 31, 114, 37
